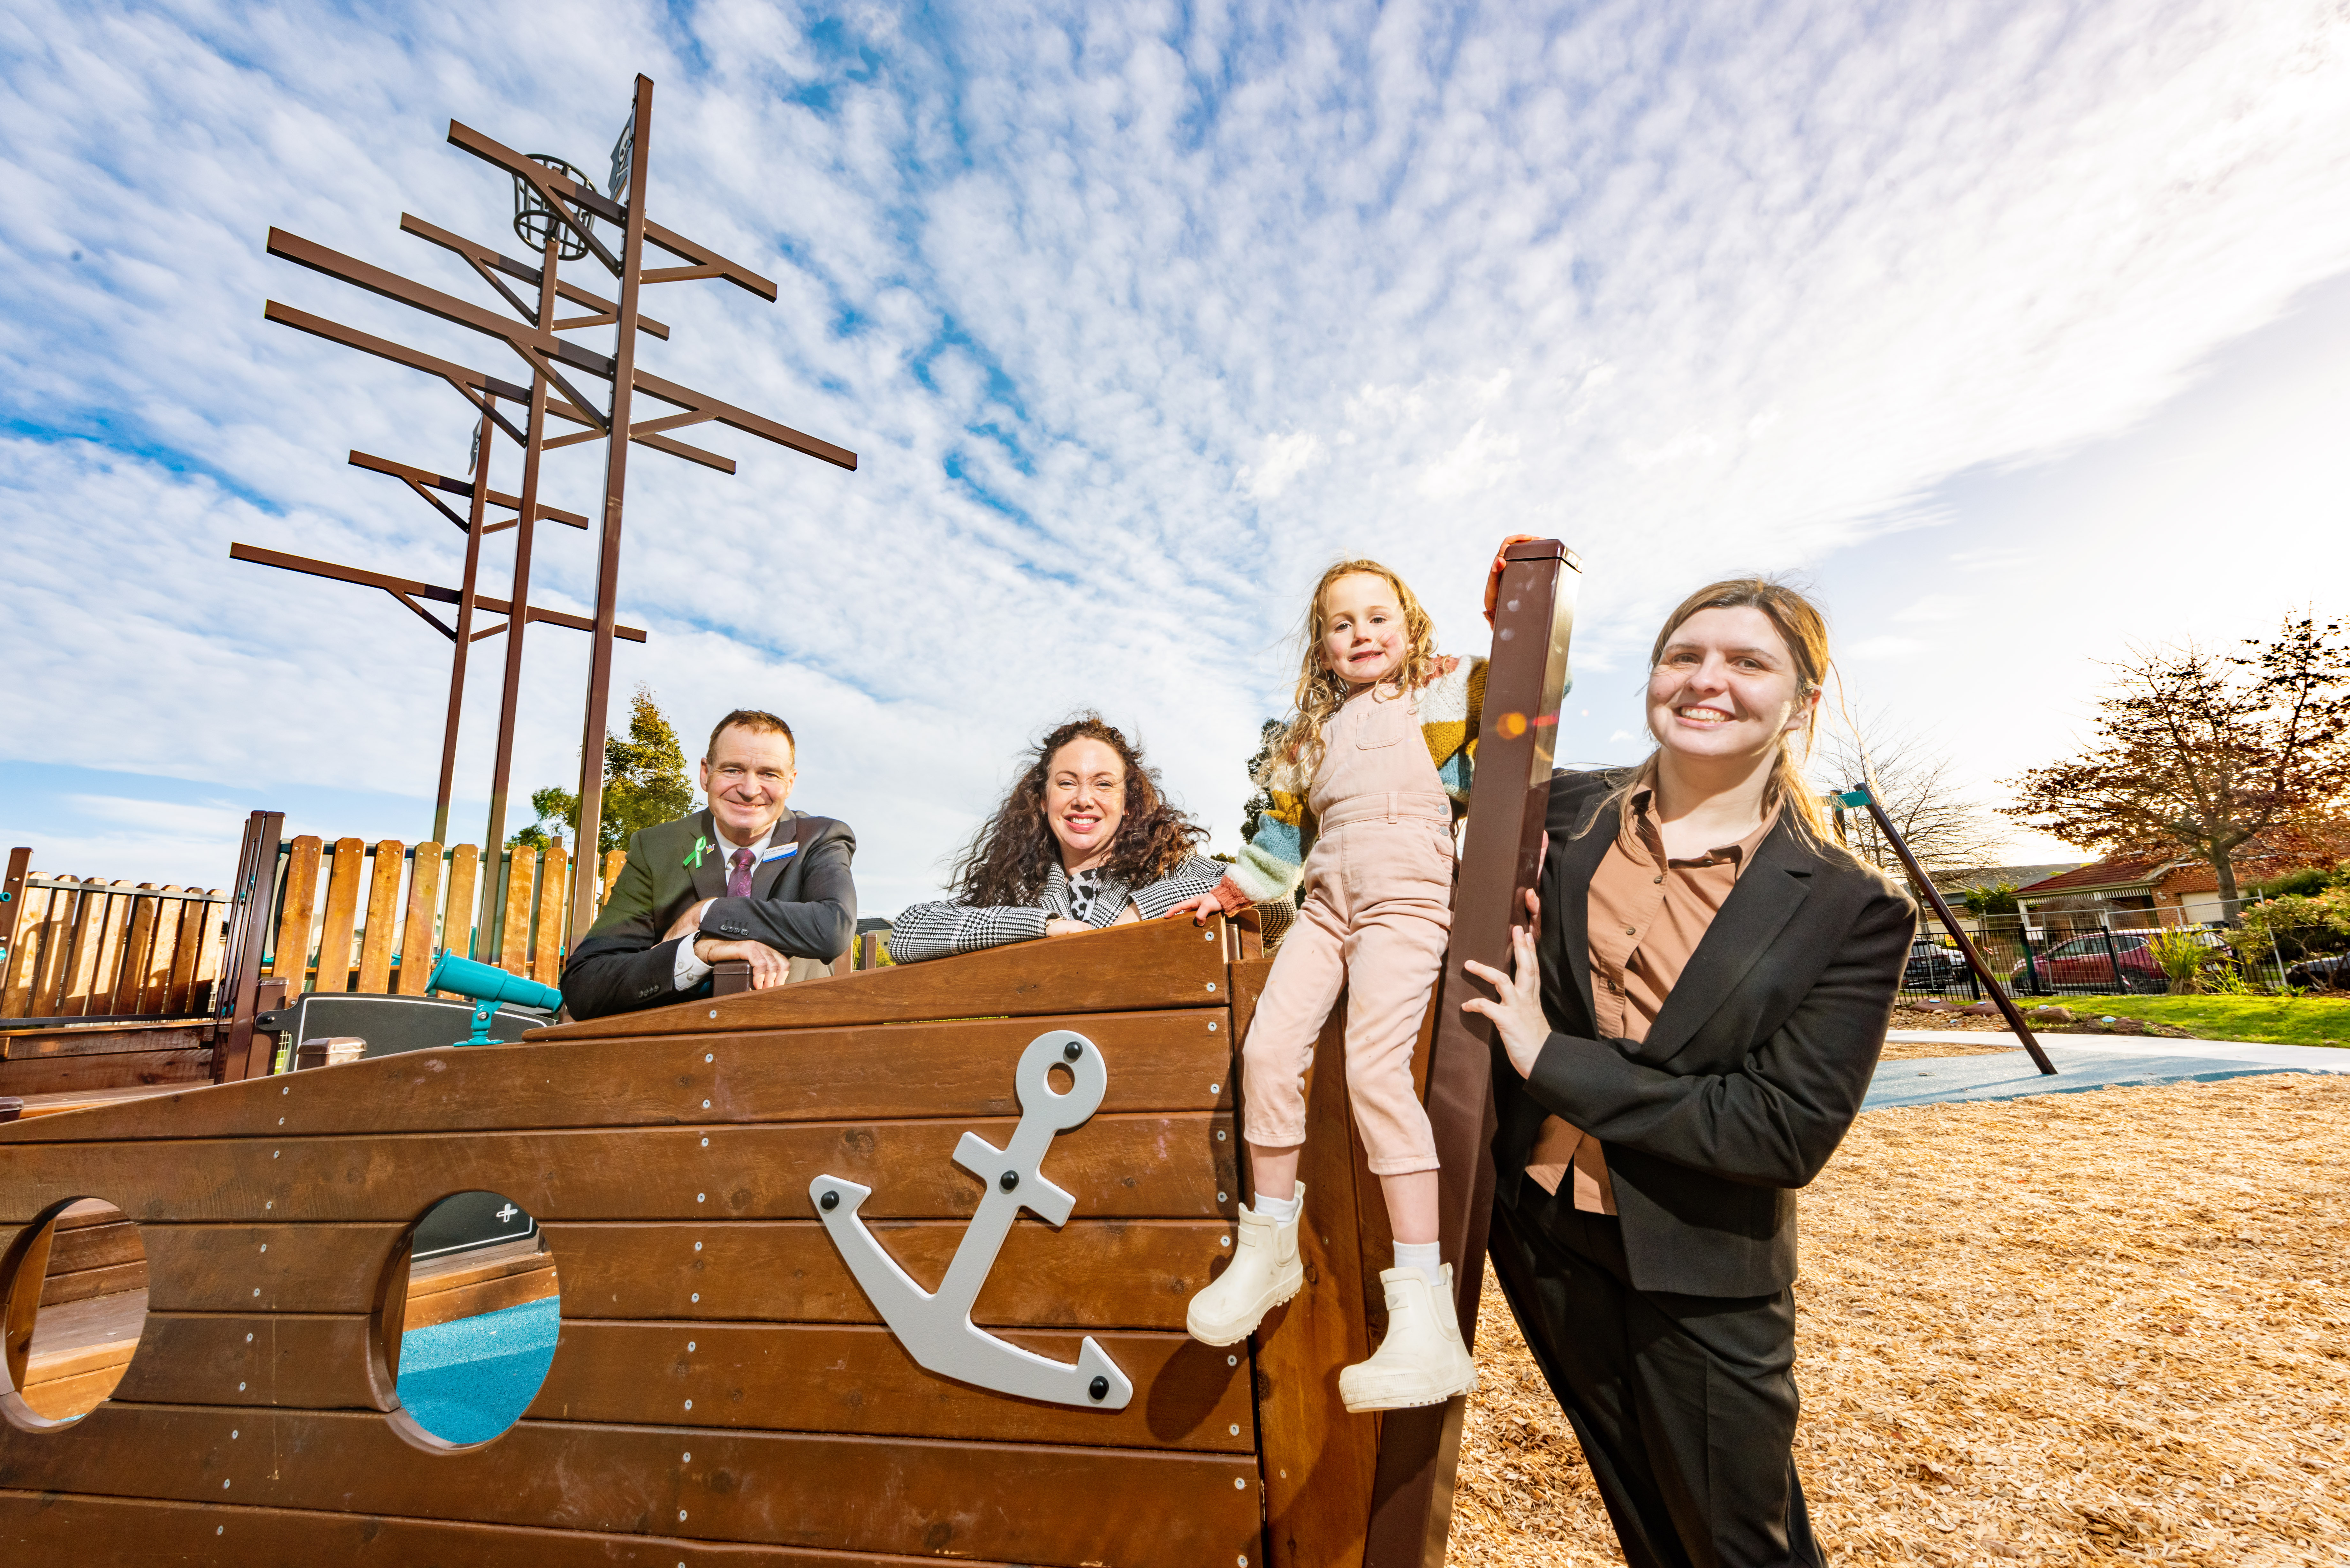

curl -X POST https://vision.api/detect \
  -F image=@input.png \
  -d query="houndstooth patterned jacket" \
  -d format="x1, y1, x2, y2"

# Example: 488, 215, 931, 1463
886, 853, 1289, 963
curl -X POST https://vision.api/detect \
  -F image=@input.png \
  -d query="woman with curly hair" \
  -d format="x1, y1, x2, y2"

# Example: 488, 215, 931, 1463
885, 714, 1251, 963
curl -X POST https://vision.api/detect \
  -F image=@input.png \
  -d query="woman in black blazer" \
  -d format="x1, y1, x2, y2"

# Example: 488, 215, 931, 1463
1465, 577, 1914, 1568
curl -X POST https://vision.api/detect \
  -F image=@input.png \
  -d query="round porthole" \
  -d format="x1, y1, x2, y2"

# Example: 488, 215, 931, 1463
1, 1197, 152, 1431
377, 1190, 560, 1448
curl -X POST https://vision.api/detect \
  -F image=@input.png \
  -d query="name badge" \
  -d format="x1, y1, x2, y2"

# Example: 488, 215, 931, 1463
760, 842, 799, 863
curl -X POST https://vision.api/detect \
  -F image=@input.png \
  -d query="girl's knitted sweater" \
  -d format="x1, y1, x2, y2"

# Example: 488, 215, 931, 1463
1226, 655, 1487, 905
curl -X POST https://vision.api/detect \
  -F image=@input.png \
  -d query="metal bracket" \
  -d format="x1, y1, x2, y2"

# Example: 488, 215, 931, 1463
810, 1029, 1133, 1411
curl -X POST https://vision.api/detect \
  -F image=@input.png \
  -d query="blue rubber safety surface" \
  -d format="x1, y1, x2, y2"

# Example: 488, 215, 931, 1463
1862, 1048, 2318, 1111
396, 1295, 560, 1444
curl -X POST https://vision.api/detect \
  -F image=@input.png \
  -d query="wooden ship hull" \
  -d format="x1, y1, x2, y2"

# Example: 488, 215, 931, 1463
0, 544, 1578, 1566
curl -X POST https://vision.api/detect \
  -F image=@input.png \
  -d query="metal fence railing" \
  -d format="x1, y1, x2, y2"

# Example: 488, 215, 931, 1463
1896, 907, 2334, 1003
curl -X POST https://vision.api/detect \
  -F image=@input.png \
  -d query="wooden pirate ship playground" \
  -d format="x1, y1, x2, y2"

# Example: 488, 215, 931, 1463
0, 542, 1579, 1567
0, 68, 1612, 1568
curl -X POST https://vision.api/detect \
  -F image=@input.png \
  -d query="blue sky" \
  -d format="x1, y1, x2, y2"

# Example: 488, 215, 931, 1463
4, 1, 2348, 913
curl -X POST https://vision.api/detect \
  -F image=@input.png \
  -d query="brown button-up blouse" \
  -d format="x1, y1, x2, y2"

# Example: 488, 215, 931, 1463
1525, 788, 1782, 1212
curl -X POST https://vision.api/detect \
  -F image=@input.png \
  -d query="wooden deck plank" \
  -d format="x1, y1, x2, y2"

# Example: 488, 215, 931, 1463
0, 1023, 215, 1059
536, 913, 1232, 1039
398, 842, 443, 996
103, 1308, 1250, 1452
0, 1010, 1231, 1141
98, 1218, 1224, 1327
442, 843, 481, 977
269, 839, 322, 991
498, 847, 537, 975
314, 839, 368, 995
0, 1491, 1038, 1566
113, 1313, 376, 1409
4, 1083, 193, 1118
530, 1320, 1253, 1452
25, 1287, 149, 1367
111, 888, 160, 1016
531, 844, 568, 986
0, 1049, 212, 1098
0, 1406, 1264, 1565
356, 840, 405, 994
139, 888, 183, 1014
164, 893, 207, 1013
82, 883, 133, 1019
54, 881, 108, 1017
0, 1112, 1239, 1225
0, 883, 44, 1018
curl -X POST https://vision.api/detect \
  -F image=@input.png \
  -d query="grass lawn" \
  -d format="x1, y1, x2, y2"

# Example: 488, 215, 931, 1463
2059, 992, 2350, 1047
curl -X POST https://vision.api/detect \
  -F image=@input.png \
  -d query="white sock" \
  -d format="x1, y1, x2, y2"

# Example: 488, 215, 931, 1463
1394, 1241, 1443, 1280
1252, 1187, 1302, 1224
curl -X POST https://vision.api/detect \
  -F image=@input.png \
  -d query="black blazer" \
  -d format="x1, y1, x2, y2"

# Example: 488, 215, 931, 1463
1491, 769, 1915, 1298
560, 808, 857, 1021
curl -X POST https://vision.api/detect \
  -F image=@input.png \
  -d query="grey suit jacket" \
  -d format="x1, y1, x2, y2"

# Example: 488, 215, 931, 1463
559, 808, 857, 1020
1490, 769, 1915, 1298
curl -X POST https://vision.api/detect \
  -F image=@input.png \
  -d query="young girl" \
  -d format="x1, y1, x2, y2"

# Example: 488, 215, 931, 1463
1185, 558, 1484, 1412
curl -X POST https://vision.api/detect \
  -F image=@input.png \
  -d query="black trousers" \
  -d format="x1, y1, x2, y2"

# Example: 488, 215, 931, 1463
1487, 1191, 1823, 1568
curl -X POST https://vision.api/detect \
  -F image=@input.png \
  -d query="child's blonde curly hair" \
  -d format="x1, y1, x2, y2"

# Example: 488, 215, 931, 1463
1257, 558, 1439, 795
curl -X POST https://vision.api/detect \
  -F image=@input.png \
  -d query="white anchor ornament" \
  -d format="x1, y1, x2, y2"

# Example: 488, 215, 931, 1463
810, 1028, 1134, 1410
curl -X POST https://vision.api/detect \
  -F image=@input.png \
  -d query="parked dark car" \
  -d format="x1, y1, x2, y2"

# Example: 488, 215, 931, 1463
2286, 952, 2350, 991
1903, 938, 1971, 992
2009, 931, 2168, 994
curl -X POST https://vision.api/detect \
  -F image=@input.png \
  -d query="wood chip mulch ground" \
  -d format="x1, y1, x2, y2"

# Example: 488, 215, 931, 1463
1448, 1073, 2350, 1566
1879, 1040, 2022, 1060
1887, 1003, 2198, 1041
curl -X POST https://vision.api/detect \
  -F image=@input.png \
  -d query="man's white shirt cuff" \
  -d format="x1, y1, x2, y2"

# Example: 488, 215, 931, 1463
674, 933, 712, 990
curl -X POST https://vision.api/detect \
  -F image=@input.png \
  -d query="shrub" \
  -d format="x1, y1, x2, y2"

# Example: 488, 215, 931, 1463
2239, 890, 2350, 964
2147, 928, 2216, 994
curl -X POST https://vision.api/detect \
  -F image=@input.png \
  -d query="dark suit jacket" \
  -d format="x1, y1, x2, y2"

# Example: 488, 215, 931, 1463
560, 808, 857, 1021
1491, 769, 1916, 1299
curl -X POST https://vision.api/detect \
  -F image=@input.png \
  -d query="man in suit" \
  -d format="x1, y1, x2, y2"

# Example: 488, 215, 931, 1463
561, 708, 856, 1020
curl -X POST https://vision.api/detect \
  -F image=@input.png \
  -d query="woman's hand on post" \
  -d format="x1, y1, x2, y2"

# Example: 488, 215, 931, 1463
1044, 918, 1090, 938
1162, 894, 1221, 925
1461, 924, 1549, 1079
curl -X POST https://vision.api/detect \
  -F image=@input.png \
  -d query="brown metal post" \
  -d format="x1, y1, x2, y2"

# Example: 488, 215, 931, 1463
1845, 784, 2058, 1075
571, 74, 655, 940
213, 810, 285, 1082
433, 408, 497, 844
0, 847, 29, 1011
482, 232, 562, 955
1365, 539, 1582, 1568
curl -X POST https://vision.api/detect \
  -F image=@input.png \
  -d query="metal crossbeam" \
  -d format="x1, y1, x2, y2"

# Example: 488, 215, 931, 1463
229, 543, 647, 643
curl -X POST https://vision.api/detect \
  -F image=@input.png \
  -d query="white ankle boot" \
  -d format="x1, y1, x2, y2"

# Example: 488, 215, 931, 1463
1186, 1183, 1308, 1346
1338, 1263, 1478, 1412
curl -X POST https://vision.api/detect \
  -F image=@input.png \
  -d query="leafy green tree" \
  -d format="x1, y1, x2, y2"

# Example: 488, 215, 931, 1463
514, 687, 696, 854
1961, 881, 2019, 918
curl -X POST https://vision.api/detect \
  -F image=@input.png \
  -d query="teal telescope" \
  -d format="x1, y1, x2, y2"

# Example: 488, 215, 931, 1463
427, 951, 565, 1047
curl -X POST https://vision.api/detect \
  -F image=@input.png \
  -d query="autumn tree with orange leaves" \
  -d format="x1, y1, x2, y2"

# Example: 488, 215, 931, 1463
2004, 615, 2350, 921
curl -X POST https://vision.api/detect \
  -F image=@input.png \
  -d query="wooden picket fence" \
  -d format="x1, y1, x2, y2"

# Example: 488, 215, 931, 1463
263, 837, 630, 999
0, 859, 228, 1025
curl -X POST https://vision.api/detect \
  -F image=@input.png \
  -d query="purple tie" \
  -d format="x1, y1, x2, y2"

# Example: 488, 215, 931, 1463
728, 846, 756, 898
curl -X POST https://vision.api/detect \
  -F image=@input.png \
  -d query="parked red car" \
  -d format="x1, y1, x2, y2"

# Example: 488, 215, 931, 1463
2009, 931, 2167, 994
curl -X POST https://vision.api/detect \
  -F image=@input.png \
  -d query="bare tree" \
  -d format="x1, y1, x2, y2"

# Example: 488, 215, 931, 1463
1814, 712, 2005, 887
2003, 615, 2350, 918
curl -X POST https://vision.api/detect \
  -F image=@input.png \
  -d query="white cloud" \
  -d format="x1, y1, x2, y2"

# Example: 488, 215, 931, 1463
1236, 430, 1325, 501
4, 0, 2349, 895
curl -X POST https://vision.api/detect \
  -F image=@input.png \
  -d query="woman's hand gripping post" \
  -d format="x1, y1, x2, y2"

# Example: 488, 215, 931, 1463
1461, 887, 1548, 1080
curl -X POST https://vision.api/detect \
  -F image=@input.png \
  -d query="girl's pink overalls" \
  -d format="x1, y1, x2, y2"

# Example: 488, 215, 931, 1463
1239, 681, 1454, 1175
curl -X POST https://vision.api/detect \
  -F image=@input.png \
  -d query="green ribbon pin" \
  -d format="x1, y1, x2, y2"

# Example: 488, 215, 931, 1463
684, 834, 713, 870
